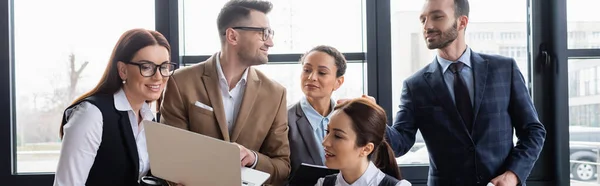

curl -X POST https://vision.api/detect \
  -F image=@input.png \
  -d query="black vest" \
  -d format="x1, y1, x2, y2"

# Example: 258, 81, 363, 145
61, 94, 140, 186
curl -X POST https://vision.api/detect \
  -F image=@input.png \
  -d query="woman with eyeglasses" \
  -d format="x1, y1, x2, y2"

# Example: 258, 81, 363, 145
54, 28, 177, 186
315, 98, 411, 186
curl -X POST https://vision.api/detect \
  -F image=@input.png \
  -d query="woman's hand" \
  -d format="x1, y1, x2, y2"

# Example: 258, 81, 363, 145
337, 95, 376, 104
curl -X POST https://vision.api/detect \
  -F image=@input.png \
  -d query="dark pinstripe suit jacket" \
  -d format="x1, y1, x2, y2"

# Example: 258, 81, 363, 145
386, 51, 546, 186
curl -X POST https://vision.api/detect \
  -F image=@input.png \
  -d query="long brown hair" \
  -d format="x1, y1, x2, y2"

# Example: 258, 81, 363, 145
59, 28, 171, 138
334, 98, 402, 179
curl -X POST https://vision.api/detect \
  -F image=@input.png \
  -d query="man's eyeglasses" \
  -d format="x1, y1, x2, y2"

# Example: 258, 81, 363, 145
230, 26, 275, 41
123, 60, 178, 77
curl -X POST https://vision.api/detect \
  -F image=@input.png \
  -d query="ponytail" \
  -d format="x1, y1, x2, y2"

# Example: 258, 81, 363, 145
335, 98, 401, 179
373, 140, 402, 180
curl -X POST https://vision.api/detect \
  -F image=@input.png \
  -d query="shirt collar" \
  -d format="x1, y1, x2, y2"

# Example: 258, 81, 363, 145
300, 96, 336, 129
337, 161, 379, 186
113, 88, 155, 120
216, 52, 249, 86
436, 46, 472, 73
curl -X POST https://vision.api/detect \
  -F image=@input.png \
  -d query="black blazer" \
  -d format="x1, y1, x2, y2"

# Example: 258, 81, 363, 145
61, 94, 141, 186
287, 102, 325, 182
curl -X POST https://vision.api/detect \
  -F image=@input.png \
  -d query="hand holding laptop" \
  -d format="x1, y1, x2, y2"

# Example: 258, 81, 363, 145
234, 143, 257, 167
143, 121, 270, 186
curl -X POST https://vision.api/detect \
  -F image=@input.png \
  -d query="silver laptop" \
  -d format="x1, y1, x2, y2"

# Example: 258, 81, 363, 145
143, 120, 270, 186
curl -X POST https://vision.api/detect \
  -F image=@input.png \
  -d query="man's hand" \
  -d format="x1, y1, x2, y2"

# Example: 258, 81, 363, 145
337, 95, 376, 105
490, 171, 518, 186
235, 143, 256, 167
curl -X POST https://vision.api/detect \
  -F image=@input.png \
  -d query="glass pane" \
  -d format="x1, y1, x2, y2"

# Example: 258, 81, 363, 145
390, 0, 528, 166
180, 0, 365, 55
568, 59, 600, 185
182, 62, 367, 105
253, 62, 366, 106
567, 0, 600, 49
14, 0, 155, 173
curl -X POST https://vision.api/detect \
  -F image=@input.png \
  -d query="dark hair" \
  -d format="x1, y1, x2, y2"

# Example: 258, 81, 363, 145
453, 0, 470, 18
217, 0, 273, 42
334, 98, 402, 180
59, 28, 171, 138
299, 45, 347, 77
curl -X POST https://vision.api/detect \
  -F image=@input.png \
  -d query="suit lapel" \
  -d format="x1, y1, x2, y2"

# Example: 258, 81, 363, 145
230, 67, 261, 142
118, 111, 139, 179
294, 103, 324, 165
423, 60, 472, 143
470, 52, 488, 134
202, 54, 230, 141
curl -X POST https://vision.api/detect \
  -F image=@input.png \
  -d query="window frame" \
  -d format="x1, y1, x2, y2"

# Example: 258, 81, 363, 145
0, 0, 172, 184
0, 0, 577, 185
175, 0, 431, 183
563, 0, 600, 182
0, 0, 59, 184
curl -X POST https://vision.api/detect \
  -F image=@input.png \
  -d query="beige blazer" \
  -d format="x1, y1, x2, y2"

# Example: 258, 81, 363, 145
159, 53, 290, 185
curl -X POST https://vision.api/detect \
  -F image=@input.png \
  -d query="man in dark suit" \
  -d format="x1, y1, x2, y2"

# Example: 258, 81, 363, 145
385, 0, 546, 185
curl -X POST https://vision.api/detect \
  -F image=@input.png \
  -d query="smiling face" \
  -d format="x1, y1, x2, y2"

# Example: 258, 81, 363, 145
118, 45, 170, 102
322, 110, 374, 170
420, 0, 467, 49
233, 10, 274, 66
300, 51, 344, 100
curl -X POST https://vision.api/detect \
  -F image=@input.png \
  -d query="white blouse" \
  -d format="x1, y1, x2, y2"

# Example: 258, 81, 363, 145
53, 89, 155, 186
315, 162, 412, 186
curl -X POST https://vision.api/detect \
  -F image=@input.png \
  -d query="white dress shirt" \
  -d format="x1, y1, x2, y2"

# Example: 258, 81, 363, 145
436, 46, 474, 106
53, 89, 154, 186
215, 54, 248, 134
314, 162, 412, 186
215, 54, 258, 168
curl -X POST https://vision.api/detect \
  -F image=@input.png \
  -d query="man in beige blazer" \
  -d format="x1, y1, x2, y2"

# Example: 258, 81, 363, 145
159, 1, 289, 185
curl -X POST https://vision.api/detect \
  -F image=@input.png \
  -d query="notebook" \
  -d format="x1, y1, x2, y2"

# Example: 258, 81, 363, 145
288, 163, 339, 185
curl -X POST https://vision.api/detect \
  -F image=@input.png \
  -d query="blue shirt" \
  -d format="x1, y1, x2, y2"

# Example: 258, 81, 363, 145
436, 47, 475, 106
299, 96, 335, 164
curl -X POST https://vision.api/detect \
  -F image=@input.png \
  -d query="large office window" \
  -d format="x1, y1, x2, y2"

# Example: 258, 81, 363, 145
0, 0, 580, 185
567, 0, 600, 49
566, 0, 600, 184
179, 0, 367, 106
390, 0, 529, 166
13, 0, 155, 173
180, 0, 365, 55
567, 59, 600, 184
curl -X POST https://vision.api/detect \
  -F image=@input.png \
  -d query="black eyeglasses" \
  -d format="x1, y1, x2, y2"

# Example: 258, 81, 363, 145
123, 60, 178, 77
230, 26, 275, 41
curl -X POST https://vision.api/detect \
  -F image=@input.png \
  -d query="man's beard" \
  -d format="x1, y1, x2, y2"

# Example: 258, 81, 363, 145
425, 22, 459, 49
238, 47, 268, 66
